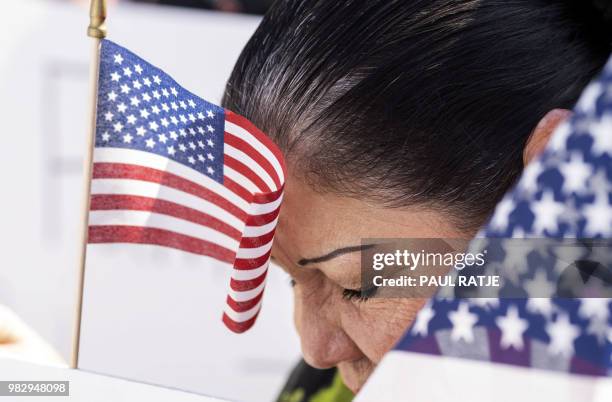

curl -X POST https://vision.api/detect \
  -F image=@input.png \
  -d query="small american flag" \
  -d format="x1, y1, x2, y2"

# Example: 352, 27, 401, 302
87, 40, 285, 333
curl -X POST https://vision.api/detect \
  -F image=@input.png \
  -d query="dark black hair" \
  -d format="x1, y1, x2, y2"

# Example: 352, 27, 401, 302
222, 0, 612, 230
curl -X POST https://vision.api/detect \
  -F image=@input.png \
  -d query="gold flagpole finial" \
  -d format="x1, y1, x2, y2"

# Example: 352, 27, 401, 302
87, 0, 107, 39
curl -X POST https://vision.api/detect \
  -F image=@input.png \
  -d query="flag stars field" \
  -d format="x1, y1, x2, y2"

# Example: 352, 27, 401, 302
98, 43, 235, 181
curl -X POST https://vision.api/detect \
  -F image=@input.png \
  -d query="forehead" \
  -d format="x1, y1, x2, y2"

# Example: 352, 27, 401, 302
276, 170, 463, 259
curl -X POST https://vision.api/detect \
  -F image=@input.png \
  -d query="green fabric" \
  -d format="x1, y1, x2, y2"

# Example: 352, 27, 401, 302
278, 388, 305, 402
310, 372, 354, 402
278, 372, 353, 402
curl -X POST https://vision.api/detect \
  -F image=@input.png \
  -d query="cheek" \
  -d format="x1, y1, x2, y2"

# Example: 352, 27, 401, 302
341, 298, 427, 363
292, 274, 328, 330
291, 277, 334, 352
291, 276, 365, 368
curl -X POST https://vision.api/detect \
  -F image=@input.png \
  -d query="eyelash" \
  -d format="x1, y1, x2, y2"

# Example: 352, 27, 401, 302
342, 286, 377, 302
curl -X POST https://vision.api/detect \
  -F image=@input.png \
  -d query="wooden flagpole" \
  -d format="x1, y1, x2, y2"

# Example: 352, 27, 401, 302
71, 0, 107, 369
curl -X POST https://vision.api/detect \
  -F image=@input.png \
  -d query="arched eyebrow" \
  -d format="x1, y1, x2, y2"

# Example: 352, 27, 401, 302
298, 244, 375, 266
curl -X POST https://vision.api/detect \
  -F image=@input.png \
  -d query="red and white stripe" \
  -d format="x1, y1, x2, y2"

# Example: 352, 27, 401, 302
88, 111, 285, 334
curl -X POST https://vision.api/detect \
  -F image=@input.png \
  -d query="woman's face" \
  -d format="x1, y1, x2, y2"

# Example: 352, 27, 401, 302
271, 170, 470, 393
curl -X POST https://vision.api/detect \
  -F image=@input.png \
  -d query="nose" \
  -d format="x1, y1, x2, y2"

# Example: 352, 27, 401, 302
293, 279, 363, 369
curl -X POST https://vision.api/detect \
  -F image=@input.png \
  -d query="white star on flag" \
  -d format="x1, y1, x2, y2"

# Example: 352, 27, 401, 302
530, 191, 565, 234
559, 153, 593, 195
496, 305, 529, 350
412, 302, 435, 336
449, 302, 478, 343
546, 314, 580, 357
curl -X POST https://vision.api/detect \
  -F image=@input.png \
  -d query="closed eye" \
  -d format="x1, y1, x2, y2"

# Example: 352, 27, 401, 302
341, 285, 378, 302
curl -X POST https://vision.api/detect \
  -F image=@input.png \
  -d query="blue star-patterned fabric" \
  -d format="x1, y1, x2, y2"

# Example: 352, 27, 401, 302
96, 40, 225, 183
393, 56, 612, 376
